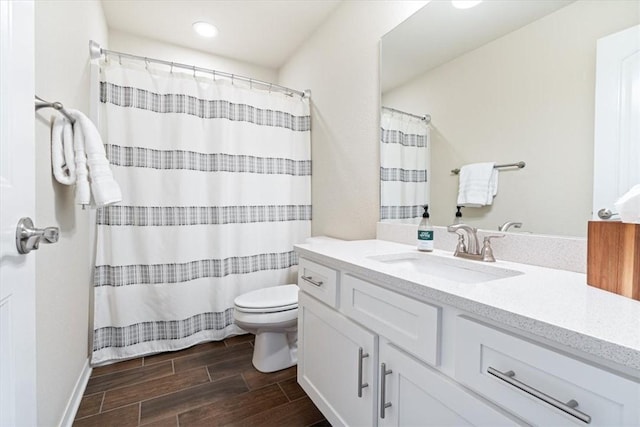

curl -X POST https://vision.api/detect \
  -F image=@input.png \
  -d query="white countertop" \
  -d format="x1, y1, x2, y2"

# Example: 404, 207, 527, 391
295, 239, 640, 375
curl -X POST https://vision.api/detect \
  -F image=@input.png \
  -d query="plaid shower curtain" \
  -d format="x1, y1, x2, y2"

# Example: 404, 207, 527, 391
91, 60, 311, 364
380, 108, 430, 220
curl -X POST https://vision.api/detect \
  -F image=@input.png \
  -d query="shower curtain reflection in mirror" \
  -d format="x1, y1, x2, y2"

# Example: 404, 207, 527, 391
380, 107, 430, 221
92, 60, 311, 364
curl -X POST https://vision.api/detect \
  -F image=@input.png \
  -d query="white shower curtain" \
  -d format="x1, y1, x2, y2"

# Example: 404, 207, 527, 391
380, 109, 430, 220
92, 61, 311, 364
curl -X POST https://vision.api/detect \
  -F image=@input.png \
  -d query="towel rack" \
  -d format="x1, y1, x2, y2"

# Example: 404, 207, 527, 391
35, 95, 75, 124
451, 161, 525, 175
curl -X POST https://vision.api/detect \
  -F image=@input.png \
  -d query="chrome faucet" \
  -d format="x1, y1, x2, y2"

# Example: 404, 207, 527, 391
447, 223, 503, 262
499, 221, 522, 232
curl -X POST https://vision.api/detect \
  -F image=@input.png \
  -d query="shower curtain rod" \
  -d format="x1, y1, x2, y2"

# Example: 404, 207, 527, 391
382, 106, 431, 124
88, 40, 309, 98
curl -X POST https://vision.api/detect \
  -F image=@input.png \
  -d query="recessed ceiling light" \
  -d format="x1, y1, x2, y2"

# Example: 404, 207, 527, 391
192, 21, 218, 38
451, 0, 482, 9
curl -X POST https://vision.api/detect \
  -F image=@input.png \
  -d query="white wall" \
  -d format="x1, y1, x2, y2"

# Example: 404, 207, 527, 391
109, 30, 278, 83
279, 1, 427, 240
34, 1, 108, 425
383, 1, 639, 237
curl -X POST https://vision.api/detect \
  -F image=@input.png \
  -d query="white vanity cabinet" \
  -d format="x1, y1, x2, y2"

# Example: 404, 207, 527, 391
296, 240, 640, 427
297, 258, 518, 427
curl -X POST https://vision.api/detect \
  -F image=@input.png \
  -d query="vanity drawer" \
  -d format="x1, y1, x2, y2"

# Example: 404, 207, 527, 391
298, 258, 339, 307
455, 316, 640, 426
340, 274, 441, 366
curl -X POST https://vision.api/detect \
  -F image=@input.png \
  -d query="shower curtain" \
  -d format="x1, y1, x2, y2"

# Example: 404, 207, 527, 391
380, 109, 430, 220
92, 61, 311, 364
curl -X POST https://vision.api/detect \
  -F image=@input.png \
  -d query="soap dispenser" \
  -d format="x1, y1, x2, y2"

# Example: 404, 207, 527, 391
417, 205, 434, 252
454, 206, 463, 225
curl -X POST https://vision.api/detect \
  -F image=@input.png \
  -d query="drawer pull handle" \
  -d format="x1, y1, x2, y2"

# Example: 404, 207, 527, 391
380, 363, 393, 419
357, 347, 369, 397
487, 367, 591, 424
301, 275, 323, 287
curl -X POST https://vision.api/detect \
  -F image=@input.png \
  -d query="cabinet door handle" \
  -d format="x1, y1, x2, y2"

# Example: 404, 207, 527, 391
379, 363, 392, 419
487, 367, 591, 424
357, 347, 369, 397
301, 275, 323, 287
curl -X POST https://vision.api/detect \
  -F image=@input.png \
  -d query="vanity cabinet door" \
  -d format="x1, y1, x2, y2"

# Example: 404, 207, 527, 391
378, 340, 519, 427
298, 291, 377, 427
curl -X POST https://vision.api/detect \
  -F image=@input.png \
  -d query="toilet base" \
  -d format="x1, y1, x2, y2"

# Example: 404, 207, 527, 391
252, 331, 298, 373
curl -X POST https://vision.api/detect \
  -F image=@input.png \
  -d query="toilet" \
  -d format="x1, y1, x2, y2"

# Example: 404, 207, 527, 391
233, 284, 299, 373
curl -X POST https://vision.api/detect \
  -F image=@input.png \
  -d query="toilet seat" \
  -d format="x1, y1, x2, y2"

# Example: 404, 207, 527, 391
234, 284, 298, 314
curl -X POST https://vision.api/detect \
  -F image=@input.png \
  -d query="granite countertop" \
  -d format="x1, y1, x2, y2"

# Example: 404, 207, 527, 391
294, 238, 640, 375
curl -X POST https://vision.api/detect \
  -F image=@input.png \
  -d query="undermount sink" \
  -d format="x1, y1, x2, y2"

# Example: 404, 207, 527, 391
367, 252, 523, 284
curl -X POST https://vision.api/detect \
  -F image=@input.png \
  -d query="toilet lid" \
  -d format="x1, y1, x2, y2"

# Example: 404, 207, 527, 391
234, 284, 298, 313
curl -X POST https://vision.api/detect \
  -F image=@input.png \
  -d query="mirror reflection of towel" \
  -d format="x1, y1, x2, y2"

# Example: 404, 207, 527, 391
456, 162, 498, 207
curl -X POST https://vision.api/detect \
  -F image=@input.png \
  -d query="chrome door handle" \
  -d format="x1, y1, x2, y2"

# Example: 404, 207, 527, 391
301, 275, 323, 287
15, 217, 59, 254
487, 367, 591, 424
357, 347, 369, 397
379, 363, 392, 419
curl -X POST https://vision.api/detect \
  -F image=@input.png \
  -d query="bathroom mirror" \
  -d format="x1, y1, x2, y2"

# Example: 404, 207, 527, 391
380, 0, 640, 237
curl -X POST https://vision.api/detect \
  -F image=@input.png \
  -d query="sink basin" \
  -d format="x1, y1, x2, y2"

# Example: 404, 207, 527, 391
367, 252, 523, 284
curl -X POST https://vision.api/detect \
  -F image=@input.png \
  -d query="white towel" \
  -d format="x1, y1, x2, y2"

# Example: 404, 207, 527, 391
50, 110, 122, 208
615, 184, 640, 224
456, 162, 499, 207
51, 116, 76, 185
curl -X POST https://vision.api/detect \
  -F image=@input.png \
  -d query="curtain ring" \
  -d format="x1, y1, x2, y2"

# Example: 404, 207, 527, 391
231, 74, 235, 85
212, 70, 216, 81
144, 58, 149, 70
170, 62, 174, 74
269, 83, 272, 93
250, 79, 253, 90
118, 54, 122, 65
193, 65, 196, 78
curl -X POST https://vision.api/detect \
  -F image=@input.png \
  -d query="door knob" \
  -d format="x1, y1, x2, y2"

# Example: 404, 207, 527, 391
15, 217, 59, 254
597, 208, 618, 220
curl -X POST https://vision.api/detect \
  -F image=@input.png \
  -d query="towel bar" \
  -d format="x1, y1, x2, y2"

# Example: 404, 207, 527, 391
451, 161, 525, 175
35, 95, 75, 124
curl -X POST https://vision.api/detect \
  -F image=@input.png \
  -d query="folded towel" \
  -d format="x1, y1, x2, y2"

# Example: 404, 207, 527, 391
50, 110, 122, 208
51, 116, 76, 185
456, 162, 498, 207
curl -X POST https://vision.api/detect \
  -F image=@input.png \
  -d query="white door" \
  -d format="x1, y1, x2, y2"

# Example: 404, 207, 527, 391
593, 24, 640, 220
0, 1, 37, 426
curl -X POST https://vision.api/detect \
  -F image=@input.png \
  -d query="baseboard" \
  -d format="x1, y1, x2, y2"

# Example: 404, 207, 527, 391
58, 357, 92, 427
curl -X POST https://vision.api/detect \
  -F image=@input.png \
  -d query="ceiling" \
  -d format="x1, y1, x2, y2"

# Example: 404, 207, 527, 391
101, 0, 342, 70
381, 0, 574, 92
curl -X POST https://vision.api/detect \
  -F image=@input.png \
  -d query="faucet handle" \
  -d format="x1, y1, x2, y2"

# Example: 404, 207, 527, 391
453, 234, 467, 256
480, 235, 504, 262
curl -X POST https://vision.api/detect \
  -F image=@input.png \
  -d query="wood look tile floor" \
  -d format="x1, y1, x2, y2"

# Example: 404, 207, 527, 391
73, 335, 330, 426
